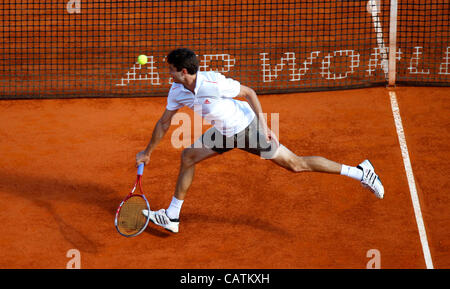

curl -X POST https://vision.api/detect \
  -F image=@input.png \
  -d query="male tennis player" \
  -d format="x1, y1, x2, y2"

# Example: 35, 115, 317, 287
136, 48, 384, 233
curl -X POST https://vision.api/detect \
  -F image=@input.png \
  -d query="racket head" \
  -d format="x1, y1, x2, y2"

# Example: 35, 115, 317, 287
115, 194, 150, 237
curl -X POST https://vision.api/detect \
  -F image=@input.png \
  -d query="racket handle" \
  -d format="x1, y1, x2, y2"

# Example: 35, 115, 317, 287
137, 163, 145, 176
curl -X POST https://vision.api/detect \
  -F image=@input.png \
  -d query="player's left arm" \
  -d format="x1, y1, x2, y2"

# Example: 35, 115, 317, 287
237, 85, 275, 141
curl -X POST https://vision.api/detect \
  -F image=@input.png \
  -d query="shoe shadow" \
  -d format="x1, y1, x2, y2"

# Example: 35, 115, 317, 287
143, 224, 172, 238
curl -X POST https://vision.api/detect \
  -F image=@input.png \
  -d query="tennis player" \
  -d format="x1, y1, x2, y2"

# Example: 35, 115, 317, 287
136, 48, 384, 233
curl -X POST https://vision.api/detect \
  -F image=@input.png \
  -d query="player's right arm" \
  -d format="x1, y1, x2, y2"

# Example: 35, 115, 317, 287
136, 108, 178, 167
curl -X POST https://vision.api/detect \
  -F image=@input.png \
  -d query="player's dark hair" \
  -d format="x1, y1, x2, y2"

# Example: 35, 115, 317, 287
167, 48, 199, 75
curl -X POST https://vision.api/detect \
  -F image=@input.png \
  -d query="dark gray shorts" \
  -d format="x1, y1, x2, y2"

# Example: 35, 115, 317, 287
192, 117, 280, 159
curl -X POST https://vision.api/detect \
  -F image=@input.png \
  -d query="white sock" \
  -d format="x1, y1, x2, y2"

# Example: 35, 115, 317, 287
166, 196, 184, 220
340, 164, 363, 181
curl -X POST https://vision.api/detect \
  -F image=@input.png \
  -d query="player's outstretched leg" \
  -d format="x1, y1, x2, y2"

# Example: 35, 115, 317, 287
270, 144, 341, 173
270, 145, 384, 198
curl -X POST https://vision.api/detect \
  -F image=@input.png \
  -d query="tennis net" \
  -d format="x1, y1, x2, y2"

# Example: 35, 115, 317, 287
0, 0, 448, 99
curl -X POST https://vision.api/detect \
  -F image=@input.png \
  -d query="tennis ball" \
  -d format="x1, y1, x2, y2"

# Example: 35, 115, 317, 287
137, 55, 148, 65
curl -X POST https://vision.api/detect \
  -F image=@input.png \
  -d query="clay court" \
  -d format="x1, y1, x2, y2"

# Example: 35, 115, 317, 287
0, 1, 448, 269
0, 86, 448, 269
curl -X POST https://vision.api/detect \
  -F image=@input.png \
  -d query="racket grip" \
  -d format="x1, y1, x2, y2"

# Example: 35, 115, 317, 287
137, 163, 145, 176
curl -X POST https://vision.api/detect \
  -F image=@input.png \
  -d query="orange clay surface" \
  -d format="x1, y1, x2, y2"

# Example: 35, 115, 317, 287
0, 86, 448, 268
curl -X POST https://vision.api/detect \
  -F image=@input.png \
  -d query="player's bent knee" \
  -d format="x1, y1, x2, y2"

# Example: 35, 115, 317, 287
181, 148, 196, 168
271, 145, 309, 172
292, 157, 312, 173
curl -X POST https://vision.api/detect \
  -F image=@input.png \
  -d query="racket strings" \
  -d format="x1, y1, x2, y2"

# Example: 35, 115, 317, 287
117, 196, 148, 236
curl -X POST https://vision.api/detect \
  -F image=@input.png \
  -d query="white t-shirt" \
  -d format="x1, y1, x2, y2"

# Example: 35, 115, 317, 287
166, 71, 255, 137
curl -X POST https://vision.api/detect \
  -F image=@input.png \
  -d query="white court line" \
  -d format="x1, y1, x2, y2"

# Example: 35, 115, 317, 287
367, 0, 389, 78
389, 91, 434, 269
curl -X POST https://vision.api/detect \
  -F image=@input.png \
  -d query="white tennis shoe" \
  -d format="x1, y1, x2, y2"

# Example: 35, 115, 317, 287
357, 159, 384, 199
142, 209, 179, 233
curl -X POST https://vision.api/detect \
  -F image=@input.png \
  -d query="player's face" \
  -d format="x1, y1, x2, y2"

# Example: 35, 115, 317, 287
168, 64, 184, 83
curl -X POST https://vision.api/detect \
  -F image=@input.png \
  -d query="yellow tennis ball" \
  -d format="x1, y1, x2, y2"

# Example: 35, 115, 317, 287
137, 55, 148, 65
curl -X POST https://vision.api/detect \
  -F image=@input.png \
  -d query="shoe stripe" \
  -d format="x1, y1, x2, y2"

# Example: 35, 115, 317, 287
370, 172, 376, 185
150, 210, 180, 228
156, 214, 166, 225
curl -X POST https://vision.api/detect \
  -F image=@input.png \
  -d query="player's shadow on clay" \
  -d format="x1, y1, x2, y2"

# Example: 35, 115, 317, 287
0, 171, 289, 240
0, 171, 170, 252
142, 212, 291, 237
182, 212, 292, 237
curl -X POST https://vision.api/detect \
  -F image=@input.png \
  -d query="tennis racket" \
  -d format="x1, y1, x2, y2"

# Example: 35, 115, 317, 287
115, 163, 151, 237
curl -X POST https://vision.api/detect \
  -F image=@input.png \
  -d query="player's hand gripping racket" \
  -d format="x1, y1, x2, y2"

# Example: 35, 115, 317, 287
115, 163, 150, 237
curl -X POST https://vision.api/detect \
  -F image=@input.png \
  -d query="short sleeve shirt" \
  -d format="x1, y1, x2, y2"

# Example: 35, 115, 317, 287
166, 71, 255, 137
